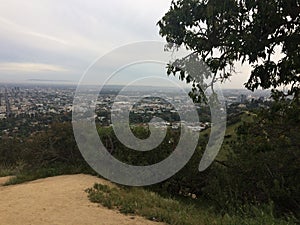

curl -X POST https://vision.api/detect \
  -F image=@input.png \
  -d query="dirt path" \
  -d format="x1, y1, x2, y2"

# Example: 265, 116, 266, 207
0, 174, 164, 225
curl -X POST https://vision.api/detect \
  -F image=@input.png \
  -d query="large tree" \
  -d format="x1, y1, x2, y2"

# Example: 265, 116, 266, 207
158, 0, 300, 98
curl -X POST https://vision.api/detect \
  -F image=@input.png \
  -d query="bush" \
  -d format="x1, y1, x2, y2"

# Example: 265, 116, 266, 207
0, 122, 94, 182
203, 100, 300, 220
21, 123, 86, 169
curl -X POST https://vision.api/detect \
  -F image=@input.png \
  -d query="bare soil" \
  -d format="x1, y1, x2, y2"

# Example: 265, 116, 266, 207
0, 174, 164, 225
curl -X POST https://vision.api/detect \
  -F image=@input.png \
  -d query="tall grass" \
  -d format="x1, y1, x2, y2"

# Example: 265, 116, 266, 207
86, 183, 295, 225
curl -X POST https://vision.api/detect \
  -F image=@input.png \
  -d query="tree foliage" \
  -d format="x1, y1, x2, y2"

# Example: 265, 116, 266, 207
158, 0, 300, 98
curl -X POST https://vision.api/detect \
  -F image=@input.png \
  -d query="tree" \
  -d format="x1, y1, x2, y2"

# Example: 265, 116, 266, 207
158, 0, 300, 98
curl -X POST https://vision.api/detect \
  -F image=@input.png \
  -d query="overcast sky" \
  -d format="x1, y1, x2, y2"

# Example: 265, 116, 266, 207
0, 0, 250, 88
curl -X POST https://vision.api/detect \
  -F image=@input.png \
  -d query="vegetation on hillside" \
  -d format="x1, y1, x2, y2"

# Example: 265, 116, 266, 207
86, 183, 295, 225
0, 99, 299, 223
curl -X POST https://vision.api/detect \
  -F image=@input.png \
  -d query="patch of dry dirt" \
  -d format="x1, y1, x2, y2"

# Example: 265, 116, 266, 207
0, 174, 164, 225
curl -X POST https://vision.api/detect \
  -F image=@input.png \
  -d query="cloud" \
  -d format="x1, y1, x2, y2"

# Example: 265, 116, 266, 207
0, 16, 70, 46
0, 62, 69, 73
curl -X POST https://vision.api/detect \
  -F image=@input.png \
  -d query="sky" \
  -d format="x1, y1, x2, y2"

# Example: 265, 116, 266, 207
0, 0, 250, 88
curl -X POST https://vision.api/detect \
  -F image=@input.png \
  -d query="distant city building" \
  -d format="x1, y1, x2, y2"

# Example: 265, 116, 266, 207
238, 94, 247, 103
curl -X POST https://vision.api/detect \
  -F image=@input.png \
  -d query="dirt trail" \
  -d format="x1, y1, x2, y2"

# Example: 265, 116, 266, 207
0, 174, 164, 225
